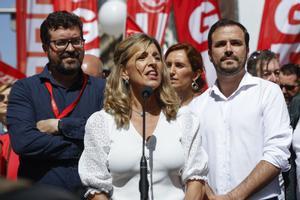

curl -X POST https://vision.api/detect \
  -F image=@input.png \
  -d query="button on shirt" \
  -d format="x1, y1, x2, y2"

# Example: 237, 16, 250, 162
7, 66, 105, 192
189, 73, 292, 199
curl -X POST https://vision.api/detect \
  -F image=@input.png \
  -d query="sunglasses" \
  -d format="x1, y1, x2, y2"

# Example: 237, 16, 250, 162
0, 94, 8, 102
248, 49, 275, 62
248, 50, 262, 60
280, 84, 298, 91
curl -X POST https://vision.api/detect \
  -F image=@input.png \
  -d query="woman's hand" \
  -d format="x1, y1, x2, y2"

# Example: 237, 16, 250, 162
87, 193, 109, 200
185, 180, 205, 200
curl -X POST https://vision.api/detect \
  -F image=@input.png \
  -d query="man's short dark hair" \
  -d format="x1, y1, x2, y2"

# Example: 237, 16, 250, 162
40, 11, 83, 46
280, 63, 300, 78
208, 18, 250, 50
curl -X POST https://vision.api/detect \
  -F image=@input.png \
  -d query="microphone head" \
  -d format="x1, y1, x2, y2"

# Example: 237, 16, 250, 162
141, 86, 153, 99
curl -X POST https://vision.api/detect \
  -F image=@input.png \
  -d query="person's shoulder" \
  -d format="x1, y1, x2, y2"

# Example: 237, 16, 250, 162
292, 93, 300, 101
190, 89, 210, 105
187, 90, 211, 116
88, 109, 113, 122
86, 109, 115, 131
88, 76, 106, 85
249, 76, 280, 93
12, 74, 42, 90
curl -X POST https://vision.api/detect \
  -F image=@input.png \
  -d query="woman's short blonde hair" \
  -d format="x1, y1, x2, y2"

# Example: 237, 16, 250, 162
104, 33, 180, 129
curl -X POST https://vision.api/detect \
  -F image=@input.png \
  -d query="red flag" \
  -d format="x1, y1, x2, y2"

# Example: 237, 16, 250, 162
258, 0, 300, 65
127, 0, 172, 44
16, 0, 100, 77
173, 0, 220, 86
16, 0, 54, 76
53, 0, 100, 57
125, 16, 144, 38
0, 60, 26, 84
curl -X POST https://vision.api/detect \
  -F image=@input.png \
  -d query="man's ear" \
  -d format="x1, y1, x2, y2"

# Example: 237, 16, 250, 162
42, 44, 48, 53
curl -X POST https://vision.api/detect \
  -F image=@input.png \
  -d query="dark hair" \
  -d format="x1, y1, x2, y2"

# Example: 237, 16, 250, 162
164, 43, 206, 92
280, 63, 300, 78
165, 43, 204, 73
40, 11, 83, 46
247, 50, 277, 76
208, 18, 250, 50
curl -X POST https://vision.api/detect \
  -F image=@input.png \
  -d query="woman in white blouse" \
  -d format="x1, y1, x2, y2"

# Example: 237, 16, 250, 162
78, 33, 208, 200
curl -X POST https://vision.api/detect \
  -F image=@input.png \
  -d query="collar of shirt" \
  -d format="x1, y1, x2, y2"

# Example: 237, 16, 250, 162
39, 64, 90, 90
209, 72, 259, 100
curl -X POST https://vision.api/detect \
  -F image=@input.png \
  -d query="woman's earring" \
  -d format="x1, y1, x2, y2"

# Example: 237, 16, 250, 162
123, 78, 129, 86
191, 81, 199, 91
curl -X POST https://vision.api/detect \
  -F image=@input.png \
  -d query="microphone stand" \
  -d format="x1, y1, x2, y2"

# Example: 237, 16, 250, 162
139, 90, 149, 200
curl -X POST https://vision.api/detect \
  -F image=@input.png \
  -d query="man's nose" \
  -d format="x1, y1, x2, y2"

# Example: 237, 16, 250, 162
65, 42, 75, 51
282, 87, 287, 94
224, 42, 233, 56
269, 73, 279, 83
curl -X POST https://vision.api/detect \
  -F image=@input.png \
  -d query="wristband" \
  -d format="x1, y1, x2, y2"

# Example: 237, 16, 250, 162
58, 119, 63, 133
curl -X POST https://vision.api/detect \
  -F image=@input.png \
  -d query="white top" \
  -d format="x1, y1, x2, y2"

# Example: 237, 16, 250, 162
189, 73, 292, 200
292, 119, 300, 198
79, 107, 208, 200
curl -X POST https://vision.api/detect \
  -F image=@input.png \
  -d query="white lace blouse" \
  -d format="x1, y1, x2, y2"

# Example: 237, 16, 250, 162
78, 107, 208, 200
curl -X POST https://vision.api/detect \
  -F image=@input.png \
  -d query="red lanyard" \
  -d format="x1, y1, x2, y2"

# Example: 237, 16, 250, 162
44, 75, 88, 119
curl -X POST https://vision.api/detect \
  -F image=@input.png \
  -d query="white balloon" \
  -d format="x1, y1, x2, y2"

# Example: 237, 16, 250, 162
99, 0, 127, 38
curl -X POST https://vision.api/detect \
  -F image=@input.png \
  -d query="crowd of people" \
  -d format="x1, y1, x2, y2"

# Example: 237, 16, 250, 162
0, 10, 300, 200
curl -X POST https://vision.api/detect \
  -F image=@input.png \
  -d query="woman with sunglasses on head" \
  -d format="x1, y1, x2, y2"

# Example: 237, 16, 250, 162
78, 34, 208, 200
247, 49, 280, 84
0, 84, 19, 180
165, 43, 207, 106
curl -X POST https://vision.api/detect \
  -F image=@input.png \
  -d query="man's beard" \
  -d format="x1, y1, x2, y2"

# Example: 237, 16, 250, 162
51, 51, 82, 75
55, 62, 81, 75
214, 56, 246, 76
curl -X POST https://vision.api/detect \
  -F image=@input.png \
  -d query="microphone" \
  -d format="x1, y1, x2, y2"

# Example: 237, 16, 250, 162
141, 86, 153, 99
139, 86, 152, 200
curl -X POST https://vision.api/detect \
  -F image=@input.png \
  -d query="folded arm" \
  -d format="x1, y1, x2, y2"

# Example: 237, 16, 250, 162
7, 80, 86, 160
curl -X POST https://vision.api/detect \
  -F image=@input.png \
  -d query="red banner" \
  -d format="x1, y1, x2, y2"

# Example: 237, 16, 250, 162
16, 0, 53, 76
173, 0, 220, 86
16, 0, 100, 77
125, 16, 144, 38
127, 0, 172, 45
0, 60, 26, 84
53, 0, 100, 57
258, 0, 300, 65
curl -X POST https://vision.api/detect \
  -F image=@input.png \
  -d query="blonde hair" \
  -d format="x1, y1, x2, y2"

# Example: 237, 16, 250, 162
104, 33, 180, 129
0, 84, 12, 93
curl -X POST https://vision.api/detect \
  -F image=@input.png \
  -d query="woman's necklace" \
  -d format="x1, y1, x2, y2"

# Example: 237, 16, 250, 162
132, 107, 161, 117
132, 109, 144, 117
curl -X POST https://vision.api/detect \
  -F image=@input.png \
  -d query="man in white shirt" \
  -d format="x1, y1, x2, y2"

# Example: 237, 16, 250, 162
189, 19, 292, 200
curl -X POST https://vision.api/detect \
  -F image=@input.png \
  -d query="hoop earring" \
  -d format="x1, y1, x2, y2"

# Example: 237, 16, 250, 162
191, 81, 199, 91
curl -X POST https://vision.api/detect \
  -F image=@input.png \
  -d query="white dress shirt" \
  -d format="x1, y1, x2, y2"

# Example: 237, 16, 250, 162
79, 107, 208, 200
189, 73, 292, 200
